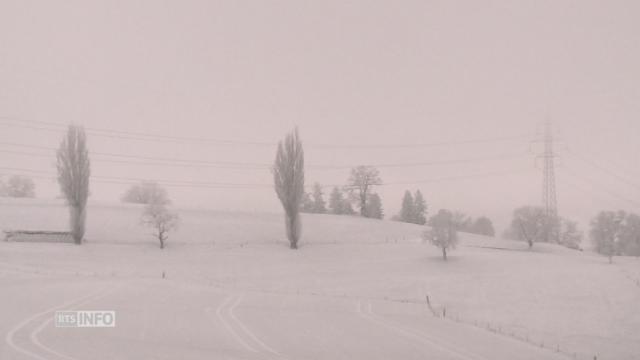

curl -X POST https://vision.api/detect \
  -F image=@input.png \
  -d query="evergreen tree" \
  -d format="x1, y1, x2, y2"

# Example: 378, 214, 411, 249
342, 198, 356, 215
413, 190, 427, 225
311, 183, 327, 214
300, 191, 314, 213
328, 187, 344, 215
366, 193, 384, 219
399, 190, 415, 223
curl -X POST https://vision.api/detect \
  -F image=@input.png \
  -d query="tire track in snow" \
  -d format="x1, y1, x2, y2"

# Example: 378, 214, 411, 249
356, 300, 488, 360
208, 294, 287, 359
209, 295, 259, 353
228, 295, 283, 357
5, 284, 118, 360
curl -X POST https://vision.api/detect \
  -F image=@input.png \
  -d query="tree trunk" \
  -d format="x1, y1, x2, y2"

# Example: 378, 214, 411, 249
442, 247, 447, 261
69, 205, 86, 245
286, 212, 300, 249
360, 194, 367, 217
519, 219, 533, 249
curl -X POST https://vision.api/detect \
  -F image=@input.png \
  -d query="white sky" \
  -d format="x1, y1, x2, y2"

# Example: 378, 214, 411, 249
1, 0, 639, 233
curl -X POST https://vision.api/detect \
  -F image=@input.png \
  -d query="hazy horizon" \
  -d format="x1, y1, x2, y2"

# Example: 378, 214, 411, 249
2, 0, 640, 234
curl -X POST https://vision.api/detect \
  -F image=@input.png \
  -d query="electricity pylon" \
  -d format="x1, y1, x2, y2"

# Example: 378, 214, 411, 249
541, 122, 558, 242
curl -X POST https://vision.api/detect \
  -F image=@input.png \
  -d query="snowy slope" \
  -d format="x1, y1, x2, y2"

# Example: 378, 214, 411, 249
1, 199, 639, 359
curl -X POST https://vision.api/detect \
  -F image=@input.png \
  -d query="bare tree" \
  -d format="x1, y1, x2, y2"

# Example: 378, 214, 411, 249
422, 209, 458, 261
273, 128, 305, 249
141, 201, 179, 249
506, 206, 547, 248
56, 125, 90, 245
347, 166, 382, 217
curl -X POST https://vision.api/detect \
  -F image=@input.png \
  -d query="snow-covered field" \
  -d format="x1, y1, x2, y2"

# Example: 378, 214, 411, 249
1, 198, 639, 359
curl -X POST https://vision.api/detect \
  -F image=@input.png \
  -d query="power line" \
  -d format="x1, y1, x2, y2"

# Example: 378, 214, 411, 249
0, 118, 275, 146
309, 151, 528, 170
557, 176, 629, 210
0, 142, 528, 170
0, 166, 272, 189
561, 167, 640, 208
0, 117, 529, 149
0, 166, 533, 190
0, 142, 271, 168
308, 134, 529, 149
565, 148, 640, 192
380, 168, 534, 186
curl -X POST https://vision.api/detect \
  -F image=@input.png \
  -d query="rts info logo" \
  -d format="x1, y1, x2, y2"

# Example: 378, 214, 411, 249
55, 311, 116, 328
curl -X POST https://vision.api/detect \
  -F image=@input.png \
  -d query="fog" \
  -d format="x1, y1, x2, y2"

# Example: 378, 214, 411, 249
1, 0, 639, 232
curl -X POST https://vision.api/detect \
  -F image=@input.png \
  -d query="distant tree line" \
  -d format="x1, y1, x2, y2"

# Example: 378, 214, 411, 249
504, 206, 582, 250
392, 190, 494, 237
504, 205, 640, 262
300, 182, 384, 220
433, 211, 495, 237
122, 181, 170, 205
299, 166, 384, 220
0, 174, 36, 198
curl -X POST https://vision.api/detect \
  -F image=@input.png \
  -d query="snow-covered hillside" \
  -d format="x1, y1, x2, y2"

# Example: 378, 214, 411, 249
1, 199, 639, 359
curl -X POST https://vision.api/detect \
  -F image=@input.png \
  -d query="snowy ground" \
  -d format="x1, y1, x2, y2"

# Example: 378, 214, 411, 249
1, 198, 639, 359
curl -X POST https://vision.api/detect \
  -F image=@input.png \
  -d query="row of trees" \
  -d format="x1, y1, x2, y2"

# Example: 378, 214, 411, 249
301, 184, 384, 219
32, 125, 640, 260
442, 213, 495, 237
0, 175, 36, 198
327, 186, 357, 215
504, 206, 582, 249
49, 124, 177, 248
272, 130, 389, 248
503, 205, 640, 262
394, 190, 494, 237
271, 129, 501, 250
